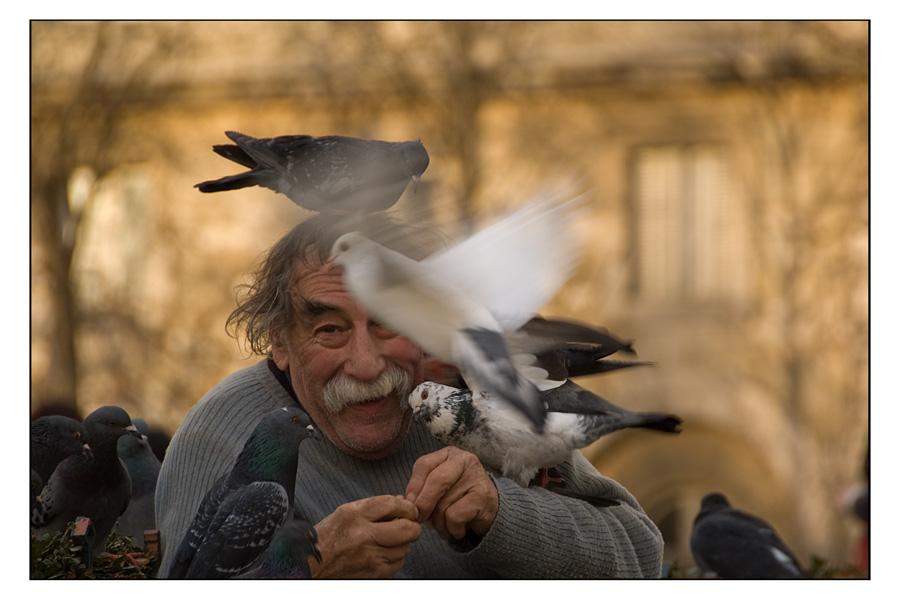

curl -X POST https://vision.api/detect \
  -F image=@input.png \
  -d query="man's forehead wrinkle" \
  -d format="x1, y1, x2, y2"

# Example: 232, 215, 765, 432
295, 295, 340, 317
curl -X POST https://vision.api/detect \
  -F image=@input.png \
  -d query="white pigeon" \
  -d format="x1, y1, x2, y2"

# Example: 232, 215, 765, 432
330, 192, 587, 431
409, 379, 682, 487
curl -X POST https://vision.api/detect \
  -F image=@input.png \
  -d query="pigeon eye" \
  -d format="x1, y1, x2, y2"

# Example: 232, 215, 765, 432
338, 241, 350, 252
73, 432, 81, 440
291, 416, 300, 424
421, 390, 429, 400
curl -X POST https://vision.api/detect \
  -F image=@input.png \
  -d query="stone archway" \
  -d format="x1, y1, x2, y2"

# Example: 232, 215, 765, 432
581, 420, 801, 570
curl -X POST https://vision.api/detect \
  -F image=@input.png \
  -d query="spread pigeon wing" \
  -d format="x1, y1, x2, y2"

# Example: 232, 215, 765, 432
423, 192, 587, 331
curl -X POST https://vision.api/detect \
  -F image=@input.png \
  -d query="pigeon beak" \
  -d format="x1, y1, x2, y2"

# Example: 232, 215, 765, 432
411, 174, 421, 193
81, 443, 93, 460
306, 528, 322, 563
306, 423, 321, 441
125, 424, 142, 438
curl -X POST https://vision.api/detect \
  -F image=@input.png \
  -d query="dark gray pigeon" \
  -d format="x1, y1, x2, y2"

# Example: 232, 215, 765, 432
168, 406, 318, 579
690, 492, 808, 579
195, 131, 429, 213
409, 379, 681, 487
236, 518, 322, 579
31, 406, 140, 554
30, 415, 92, 484
115, 418, 161, 545
30, 469, 43, 508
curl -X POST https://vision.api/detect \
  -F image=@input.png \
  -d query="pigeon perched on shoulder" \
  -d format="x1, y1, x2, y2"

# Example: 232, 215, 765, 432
30, 415, 92, 484
168, 407, 318, 579
331, 193, 587, 432
115, 418, 162, 545
195, 131, 429, 213
409, 379, 681, 487
235, 518, 322, 579
690, 492, 808, 579
32, 406, 140, 554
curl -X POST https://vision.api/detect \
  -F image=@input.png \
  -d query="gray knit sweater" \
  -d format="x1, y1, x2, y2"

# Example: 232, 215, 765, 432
155, 359, 663, 578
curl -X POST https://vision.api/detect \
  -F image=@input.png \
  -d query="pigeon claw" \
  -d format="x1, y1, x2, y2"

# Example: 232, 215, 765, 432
532, 467, 565, 488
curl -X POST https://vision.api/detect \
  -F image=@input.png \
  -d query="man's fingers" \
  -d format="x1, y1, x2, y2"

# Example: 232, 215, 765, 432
371, 516, 423, 548
405, 446, 452, 504
357, 493, 420, 523
407, 448, 464, 523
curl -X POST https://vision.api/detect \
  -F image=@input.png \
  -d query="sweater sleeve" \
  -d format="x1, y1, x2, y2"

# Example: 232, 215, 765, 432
453, 451, 664, 578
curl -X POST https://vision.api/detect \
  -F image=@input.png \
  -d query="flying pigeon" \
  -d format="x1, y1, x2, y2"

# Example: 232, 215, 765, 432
330, 193, 587, 432
195, 131, 429, 213
235, 518, 322, 579
409, 379, 682, 487
31, 406, 140, 554
168, 406, 318, 579
115, 418, 162, 545
30, 415, 92, 484
690, 492, 808, 579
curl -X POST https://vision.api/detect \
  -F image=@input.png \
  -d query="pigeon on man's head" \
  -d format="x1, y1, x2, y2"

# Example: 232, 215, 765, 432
30, 415, 92, 484
690, 492, 808, 579
331, 192, 588, 432
195, 131, 429, 213
115, 418, 162, 545
168, 407, 318, 579
410, 379, 681, 487
31, 406, 140, 554
236, 518, 322, 579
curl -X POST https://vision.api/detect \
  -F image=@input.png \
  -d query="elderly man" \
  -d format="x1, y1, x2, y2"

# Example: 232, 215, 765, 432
155, 213, 664, 578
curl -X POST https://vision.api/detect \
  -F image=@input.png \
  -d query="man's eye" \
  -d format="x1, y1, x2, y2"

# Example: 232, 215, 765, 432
315, 324, 342, 336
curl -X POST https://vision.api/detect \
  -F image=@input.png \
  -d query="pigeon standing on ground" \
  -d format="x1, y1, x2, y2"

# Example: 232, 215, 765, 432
168, 407, 318, 579
410, 379, 681, 487
32, 406, 140, 554
331, 193, 587, 432
195, 131, 429, 213
690, 492, 808, 579
115, 418, 162, 545
30, 415, 92, 484
236, 518, 322, 579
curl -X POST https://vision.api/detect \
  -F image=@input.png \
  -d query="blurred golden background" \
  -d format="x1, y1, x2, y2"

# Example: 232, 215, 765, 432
30, 21, 868, 573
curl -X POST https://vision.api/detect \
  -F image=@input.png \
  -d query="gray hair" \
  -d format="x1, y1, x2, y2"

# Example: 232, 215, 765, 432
226, 212, 446, 356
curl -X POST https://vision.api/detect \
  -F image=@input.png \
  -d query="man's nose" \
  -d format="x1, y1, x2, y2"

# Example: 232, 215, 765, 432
343, 327, 387, 381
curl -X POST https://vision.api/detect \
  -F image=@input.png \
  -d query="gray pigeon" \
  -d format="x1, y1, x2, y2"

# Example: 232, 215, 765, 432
168, 407, 318, 579
195, 131, 429, 213
236, 518, 322, 579
30, 415, 92, 484
690, 492, 808, 579
31, 406, 140, 554
30, 469, 43, 508
115, 418, 161, 545
409, 379, 681, 487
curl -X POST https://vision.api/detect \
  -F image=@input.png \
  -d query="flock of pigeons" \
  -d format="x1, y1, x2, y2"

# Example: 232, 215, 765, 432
30, 131, 813, 579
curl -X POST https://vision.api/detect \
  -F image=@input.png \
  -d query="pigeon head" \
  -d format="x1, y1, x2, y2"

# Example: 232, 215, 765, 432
699, 492, 731, 514
237, 407, 318, 478
409, 382, 477, 439
83, 406, 140, 451
400, 140, 429, 192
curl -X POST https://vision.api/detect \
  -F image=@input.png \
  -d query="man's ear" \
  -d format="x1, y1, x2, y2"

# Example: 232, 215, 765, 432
270, 329, 290, 370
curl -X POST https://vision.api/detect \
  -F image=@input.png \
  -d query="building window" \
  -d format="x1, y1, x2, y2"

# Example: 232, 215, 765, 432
630, 143, 742, 304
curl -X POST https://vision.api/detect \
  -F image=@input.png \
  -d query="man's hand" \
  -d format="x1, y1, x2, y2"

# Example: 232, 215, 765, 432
405, 446, 499, 540
311, 495, 422, 578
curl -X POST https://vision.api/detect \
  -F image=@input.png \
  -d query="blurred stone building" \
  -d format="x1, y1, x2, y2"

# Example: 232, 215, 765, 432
31, 21, 868, 572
